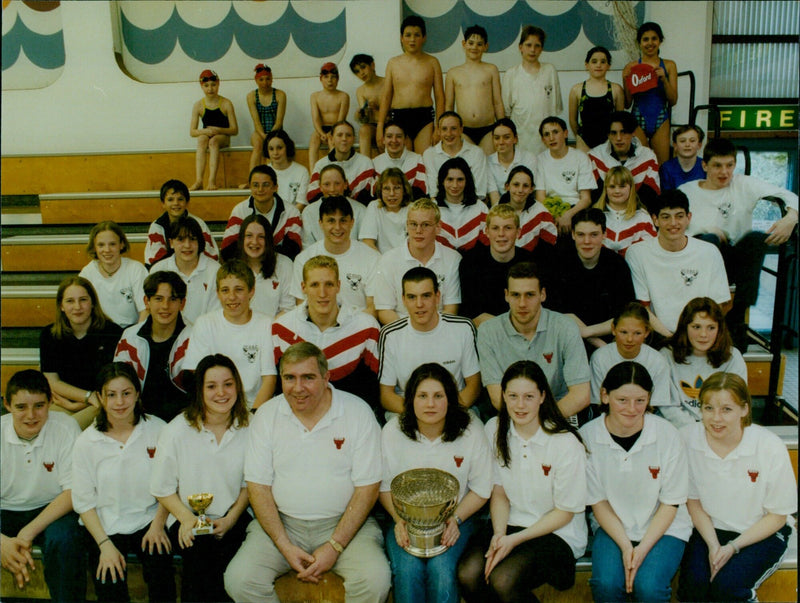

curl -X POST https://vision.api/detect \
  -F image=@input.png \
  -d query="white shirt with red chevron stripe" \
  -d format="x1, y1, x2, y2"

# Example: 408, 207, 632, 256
307, 150, 376, 204
516, 201, 557, 251
221, 195, 302, 254
602, 208, 657, 257
372, 148, 427, 195
272, 302, 380, 383
436, 200, 489, 252
589, 140, 661, 195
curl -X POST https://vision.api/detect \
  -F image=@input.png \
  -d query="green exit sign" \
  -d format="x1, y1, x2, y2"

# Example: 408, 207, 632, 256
719, 105, 797, 131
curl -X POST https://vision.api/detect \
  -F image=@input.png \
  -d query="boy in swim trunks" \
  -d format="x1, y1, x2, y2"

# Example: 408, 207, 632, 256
350, 54, 385, 158
189, 69, 238, 191
444, 24, 504, 154
377, 15, 444, 154
309, 62, 350, 168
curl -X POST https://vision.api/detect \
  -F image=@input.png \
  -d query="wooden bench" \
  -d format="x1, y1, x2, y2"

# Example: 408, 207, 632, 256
1, 234, 147, 272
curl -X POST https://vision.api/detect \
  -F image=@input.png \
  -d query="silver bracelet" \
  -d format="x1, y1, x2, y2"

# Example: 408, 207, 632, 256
729, 540, 740, 554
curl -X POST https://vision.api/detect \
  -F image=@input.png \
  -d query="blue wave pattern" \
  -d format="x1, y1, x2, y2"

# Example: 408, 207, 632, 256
120, 3, 346, 64
2, 12, 65, 71
403, 0, 645, 53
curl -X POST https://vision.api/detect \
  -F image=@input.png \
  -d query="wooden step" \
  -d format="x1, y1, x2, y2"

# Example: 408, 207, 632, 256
1, 348, 39, 394
39, 190, 243, 225
1, 287, 58, 327
1, 234, 147, 272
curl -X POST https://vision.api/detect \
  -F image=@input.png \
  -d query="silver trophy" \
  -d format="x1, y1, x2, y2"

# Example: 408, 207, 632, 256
391, 468, 459, 558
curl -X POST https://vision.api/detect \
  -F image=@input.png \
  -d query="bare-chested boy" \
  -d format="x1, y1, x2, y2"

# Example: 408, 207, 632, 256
377, 15, 444, 154
445, 24, 504, 154
309, 62, 350, 167
350, 54, 385, 158
189, 69, 238, 191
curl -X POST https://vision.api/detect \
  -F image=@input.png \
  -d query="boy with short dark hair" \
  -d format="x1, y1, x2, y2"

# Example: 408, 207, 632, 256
114, 271, 192, 421
350, 53, 385, 157
444, 24, 504, 154
145, 179, 220, 268
1, 370, 85, 600
377, 15, 445, 154
659, 124, 705, 190
183, 259, 277, 410
309, 62, 350, 168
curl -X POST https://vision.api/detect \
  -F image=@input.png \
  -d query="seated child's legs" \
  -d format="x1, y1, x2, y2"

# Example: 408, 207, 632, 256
359, 123, 376, 157
206, 134, 230, 190
249, 131, 265, 172
191, 134, 210, 190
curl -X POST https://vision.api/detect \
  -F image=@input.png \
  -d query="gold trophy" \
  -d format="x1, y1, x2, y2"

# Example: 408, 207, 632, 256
187, 493, 214, 536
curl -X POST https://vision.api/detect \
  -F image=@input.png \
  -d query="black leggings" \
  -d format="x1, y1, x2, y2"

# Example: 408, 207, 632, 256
458, 524, 576, 603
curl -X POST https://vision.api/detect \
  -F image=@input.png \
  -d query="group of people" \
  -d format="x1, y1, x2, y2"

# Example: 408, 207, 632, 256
2, 13, 798, 603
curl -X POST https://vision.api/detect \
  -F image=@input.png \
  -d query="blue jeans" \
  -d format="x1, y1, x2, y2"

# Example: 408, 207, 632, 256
678, 525, 791, 602
590, 527, 685, 602
1, 508, 86, 603
386, 516, 475, 603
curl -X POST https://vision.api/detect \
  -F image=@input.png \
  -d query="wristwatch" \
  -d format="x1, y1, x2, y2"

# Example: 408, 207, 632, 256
328, 537, 344, 553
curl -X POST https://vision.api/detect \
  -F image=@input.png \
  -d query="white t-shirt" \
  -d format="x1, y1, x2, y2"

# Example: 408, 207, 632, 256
245, 385, 382, 520
300, 197, 366, 247
660, 346, 747, 420
485, 417, 588, 558
590, 343, 672, 406
373, 242, 462, 314
291, 240, 380, 311
580, 413, 692, 543
681, 422, 797, 533
487, 149, 538, 195
625, 237, 731, 333
681, 175, 799, 245
1, 412, 80, 512
183, 309, 276, 407
149, 254, 221, 325
273, 162, 310, 208
378, 314, 480, 397
534, 147, 597, 207
251, 254, 295, 319
381, 414, 493, 503
359, 201, 409, 254
502, 63, 562, 156
150, 414, 248, 527
72, 415, 166, 535
79, 258, 147, 327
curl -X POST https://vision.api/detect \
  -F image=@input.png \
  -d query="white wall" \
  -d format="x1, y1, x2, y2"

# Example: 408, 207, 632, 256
0, 1, 713, 156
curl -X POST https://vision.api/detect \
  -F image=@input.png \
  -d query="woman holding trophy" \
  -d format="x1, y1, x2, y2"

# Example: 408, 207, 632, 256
457, 360, 588, 601
71, 362, 175, 602
150, 354, 251, 602
380, 363, 493, 603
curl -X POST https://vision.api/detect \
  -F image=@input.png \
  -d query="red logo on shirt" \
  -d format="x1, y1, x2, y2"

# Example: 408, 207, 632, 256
454, 456, 464, 468
541, 464, 551, 476
272, 280, 279, 290
43, 462, 54, 472
203, 283, 208, 291
648, 466, 660, 479
147, 447, 156, 458
747, 470, 759, 483
543, 353, 553, 364
333, 438, 345, 450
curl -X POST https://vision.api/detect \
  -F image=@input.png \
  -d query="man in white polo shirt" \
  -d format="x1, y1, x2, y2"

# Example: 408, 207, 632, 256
1, 370, 85, 600
372, 197, 462, 325
378, 267, 481, 414
224, 342, 390, 603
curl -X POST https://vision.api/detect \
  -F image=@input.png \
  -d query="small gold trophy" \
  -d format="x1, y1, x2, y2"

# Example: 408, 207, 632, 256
187, 493, 214, 536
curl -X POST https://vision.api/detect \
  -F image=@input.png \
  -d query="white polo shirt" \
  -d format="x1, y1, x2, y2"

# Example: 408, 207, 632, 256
245, 385, 381, 521
378, 314, 479, 397
150, 414, 249, 528
359, 202, 409, 254
580, 413, 692, 542
373, 242, 462, 314
79, 258, 147, 327
590, 343, 672, 406
1, 412, 80, 512
72, 415, 166, 535
485, 417, 587, 558
251, 254, 295, 319
183, 309, 276, 408
291, 239, 380, 311
149, 254, 221, 325
681, 422, 797, 534
380, 414, 493, 503
300, 197, 366, 247
423, 139, 489, 198
487, 149, 538, 196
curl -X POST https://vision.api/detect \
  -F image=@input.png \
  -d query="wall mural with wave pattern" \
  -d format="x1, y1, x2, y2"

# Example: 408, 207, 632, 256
2, 0, 65, 90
